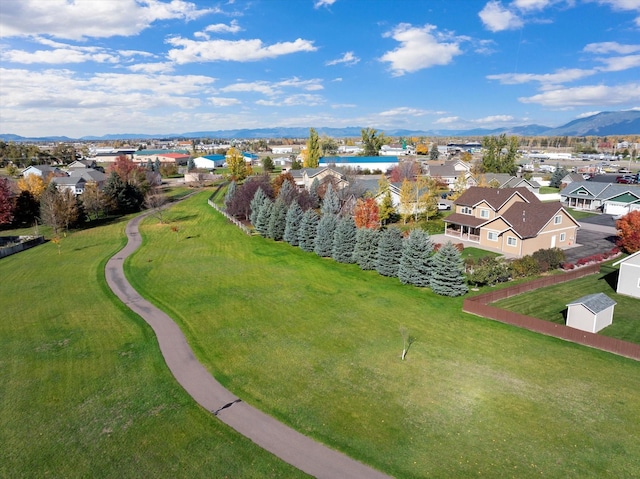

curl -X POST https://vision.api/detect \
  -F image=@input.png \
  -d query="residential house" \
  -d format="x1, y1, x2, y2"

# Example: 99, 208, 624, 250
444, 187, 580, 256
479, 173, 541, 194
566, 293, 616, 333
133, 150, 191, 165
51, 175, 86, 195
425, 159, 473, 189
69, 169, 107, 189
560, 181, 640, 214
560, 172, 587, 186
21, 165, 64, 179
612, 251, 640, 299
290, 167, 348, 191
67, 159, 97, 170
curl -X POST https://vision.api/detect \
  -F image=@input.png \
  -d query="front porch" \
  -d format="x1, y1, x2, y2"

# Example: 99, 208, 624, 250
445, 224, 480, 242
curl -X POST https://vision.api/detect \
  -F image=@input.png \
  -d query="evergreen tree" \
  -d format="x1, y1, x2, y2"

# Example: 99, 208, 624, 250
320, 183, 340, 215
353, 227, 380, 270
331, 216, 356, 263
314, 213, 338, 257
146, 158, 154, 171
430, 242, 468, 297
154, 158, 161, 173
398, 229, 433, 287
267, 197, 287, 240
283, 201, 303, 246
375, 227, 404, 277
224, 180, 237, 210
298, 209, 319, 252
254, 198, 273, 237
249, 187, 267, 226
309, 177, 320, 208
277, 179, 296, 206
187, 158, 195, 171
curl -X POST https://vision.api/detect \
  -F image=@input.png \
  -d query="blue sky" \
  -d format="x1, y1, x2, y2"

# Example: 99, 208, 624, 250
1, 0, 639, 138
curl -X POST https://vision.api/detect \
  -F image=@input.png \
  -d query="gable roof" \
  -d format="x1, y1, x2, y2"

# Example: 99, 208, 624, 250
560, 181, 640, 200
69, 169, 107, 182
566, 293, 616, 314
562, 172, 585, 183
498, 202, 576, 239
454, 186, 540, 210
427, 164, 457, 178
613, 250, 640, 267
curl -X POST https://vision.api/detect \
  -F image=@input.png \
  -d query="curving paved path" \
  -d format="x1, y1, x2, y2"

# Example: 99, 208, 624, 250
105, 212, 392, 479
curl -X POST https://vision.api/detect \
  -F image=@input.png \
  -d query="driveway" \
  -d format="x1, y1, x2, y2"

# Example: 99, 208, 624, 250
564, 229, 618, 264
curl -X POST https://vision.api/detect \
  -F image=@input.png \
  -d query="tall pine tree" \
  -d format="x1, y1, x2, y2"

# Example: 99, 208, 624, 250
249, 187, 267, 226
314, 213, 338, 257
375, 227, 404, 277
224, 180, 237, 210
320, 183, 340, 215
353, 227, 380, 270
332, 216, 357, 263
283, 201, 303, 246
398, 229, 433, 287
430, 242, 468, 297
254, 198, 273, 237
298, 209, 319, 252
267, 197, 287, 240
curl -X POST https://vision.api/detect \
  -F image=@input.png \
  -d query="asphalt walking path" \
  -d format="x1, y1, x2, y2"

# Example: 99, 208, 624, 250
105, 211, 392, 479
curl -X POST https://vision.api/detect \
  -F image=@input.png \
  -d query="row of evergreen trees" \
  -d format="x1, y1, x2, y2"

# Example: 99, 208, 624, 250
245, 182, 468, 297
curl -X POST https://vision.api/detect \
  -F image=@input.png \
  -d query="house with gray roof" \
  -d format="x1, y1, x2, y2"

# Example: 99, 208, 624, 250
51, 175, 87, 195
566, 293, 616, 333
560, 181, 640, 214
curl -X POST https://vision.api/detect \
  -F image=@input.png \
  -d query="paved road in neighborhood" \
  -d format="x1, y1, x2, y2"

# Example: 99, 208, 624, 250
105, 211, 392, 479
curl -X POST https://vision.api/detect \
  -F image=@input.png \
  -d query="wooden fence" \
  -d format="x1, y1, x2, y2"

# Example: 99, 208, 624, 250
463, 264, 640, 361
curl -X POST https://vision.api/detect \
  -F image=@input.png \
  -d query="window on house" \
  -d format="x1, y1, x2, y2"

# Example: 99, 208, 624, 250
461, 206, 472, 215
560, 233, 566, 242
554, 215, 562, 225
480, 208, 490, 218
487, 231, 498, 241
507, 236, 517, 247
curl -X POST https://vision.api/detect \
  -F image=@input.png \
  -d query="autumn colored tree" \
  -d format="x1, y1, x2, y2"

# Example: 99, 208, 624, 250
272, 172, 296, 198
480, 134, 519, 175
109, 155, 139, 184
0, 178, 15, 224
616, 210, 640, 253
17, 174, 47, 201
82, 181, 110, 220
416, 143, 429, 155
305, 128, 321, 168
226, 147, 248, 181
399, 179, 415, 224
390, 160, 419, 183
353, 197, 379, 229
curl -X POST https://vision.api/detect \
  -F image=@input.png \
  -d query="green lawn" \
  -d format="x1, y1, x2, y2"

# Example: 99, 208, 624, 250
566, 207, 599, 220
0, 215, 307, 478
493, 265, 640, 344
122, 191, 640, 478
539, 186, 560, 194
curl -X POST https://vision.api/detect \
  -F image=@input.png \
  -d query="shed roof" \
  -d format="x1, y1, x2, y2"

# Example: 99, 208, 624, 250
566, 293, 616, 314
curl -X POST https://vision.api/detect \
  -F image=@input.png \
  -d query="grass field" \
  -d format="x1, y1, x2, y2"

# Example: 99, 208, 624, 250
0, 213, 307, 478
123, 191, 640, 478
493, 265, 640, 344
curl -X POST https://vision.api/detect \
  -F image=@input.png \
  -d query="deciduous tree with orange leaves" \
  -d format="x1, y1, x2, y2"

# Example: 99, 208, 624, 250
616, 210, 640, 253
354, 197, 379, 229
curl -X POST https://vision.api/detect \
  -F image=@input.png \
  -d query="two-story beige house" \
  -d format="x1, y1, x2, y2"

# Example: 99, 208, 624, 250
444, 187, 580, 256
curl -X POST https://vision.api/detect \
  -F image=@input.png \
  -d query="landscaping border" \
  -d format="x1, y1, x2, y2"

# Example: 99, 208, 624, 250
0, 235, 45, 259
463, 264, 640, 360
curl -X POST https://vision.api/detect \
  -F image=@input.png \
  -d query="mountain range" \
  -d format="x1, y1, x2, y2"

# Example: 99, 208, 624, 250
2, 110, 639, 143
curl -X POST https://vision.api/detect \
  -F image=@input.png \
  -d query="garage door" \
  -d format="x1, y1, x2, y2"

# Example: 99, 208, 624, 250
604, 202, 630, 215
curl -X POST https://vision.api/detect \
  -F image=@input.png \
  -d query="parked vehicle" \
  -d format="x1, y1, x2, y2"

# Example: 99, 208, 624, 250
438, 202, 451, 210
616, 175, 636, 184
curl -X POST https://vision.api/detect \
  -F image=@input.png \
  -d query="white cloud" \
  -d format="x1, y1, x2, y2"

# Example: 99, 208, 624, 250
519, 83, 640, 106
0, 0, 215, 40
379, 107, 431, 117
479, 1, 524, 32
584, 42, 640, 54
379, 24, 463, 76
576, 110, 602, 118
596, 54, 640, 71
281, 94, 325, 106
325, 51, 360, 66
331, 103, 356, 108
166, 37, 316, 63
487, 68, 596, 86
1, 48, 120, 64
512, 0, 553, 10
203, 20, 242, 35
209, 97, 241, 106
314, 0, 337, 8
127, 62, 176, 74
472, 114, 515, 123
220, 77, 323, 97
435, 116, 460, 124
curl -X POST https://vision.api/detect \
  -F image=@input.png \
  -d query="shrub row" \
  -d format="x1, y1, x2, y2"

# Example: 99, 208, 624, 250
561, 247, 620, 270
